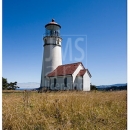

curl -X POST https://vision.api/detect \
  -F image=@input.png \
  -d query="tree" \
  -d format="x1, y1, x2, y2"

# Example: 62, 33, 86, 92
8, 82, 19, 90
90, 83, 97, 90
2, 77, 8, 90
2, 77, 19, 90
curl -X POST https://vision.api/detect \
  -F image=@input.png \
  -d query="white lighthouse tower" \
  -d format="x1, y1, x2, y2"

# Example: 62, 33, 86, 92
40, 19, 62, 88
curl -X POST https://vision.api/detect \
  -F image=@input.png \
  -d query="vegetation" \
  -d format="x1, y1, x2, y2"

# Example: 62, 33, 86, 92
90, 84, 97, 90
2, 91, 127, 130
2, 77, 19, 90
97, 85, 127, 91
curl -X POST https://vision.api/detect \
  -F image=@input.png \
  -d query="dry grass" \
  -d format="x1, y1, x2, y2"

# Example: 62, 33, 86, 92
2, 90, 127, 130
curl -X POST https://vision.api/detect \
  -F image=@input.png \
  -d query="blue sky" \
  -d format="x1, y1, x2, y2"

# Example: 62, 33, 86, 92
2, 0, 127, 86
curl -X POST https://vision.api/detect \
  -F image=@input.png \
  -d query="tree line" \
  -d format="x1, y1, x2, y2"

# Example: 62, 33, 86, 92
2, 77, 19, 90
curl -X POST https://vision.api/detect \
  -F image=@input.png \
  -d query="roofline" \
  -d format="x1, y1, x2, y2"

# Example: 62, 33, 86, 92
80, 62, 85, 69
76, 69, 87, 77
45, 23, 61, 28
58, 62, 84, 67
47, 74, 72, 77
76, 69, 92, 78
86, 69, 92, 78
46, 62, 86, 77
71, 62, 85, 75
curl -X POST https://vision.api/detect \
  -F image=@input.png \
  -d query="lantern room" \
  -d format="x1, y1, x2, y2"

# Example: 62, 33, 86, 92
45, 19, 61, 37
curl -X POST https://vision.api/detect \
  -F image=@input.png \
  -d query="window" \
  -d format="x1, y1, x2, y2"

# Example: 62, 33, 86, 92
64, 77, 67, 87
54, 78, 56, 87
44, 39, 47, 44
57, 39, 60, 45
50, 30, 53, 36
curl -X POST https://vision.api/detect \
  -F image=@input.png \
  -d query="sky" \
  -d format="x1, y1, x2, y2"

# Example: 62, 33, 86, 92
2, 0, 127, 87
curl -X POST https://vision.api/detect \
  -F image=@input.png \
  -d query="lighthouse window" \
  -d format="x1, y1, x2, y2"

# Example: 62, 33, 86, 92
44, 39, 47, 44
54, 78, 56, 87
57, 39, 59, 44
64, 77, 67, 87
50, 30, 53, 36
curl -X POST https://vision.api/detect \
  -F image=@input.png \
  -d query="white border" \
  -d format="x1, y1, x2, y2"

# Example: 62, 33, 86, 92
0, 0, 2, 129
127, 0, 129, 129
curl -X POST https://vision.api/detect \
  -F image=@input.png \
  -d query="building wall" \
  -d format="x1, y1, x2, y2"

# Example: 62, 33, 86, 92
49, 75, 73, 90
40, 36, 62, 87
74, 77, 83, 90
43, 44, 62, 76
72, 64, 84, 83
46, 71, 91, 91
83, 72, 90, 91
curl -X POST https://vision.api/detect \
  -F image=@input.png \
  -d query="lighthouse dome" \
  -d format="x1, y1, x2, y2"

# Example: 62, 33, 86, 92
45, 19, 61, 29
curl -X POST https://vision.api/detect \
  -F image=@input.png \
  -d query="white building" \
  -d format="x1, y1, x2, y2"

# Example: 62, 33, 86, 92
40, 19, 91, 91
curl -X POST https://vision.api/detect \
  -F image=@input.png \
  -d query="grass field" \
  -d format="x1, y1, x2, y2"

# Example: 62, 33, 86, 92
2, 90, 127, 130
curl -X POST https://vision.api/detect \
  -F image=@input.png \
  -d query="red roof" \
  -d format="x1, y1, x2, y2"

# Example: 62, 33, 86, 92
77, 69, 92, 77
77, 69, 87, 76
45, 19, 61, 28
47, 62, 83, 77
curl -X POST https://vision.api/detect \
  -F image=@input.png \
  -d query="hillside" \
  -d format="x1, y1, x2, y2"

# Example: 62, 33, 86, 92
96, 83, 127, 91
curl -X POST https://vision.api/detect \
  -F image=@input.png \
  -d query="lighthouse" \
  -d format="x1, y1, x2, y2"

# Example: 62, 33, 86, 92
39, 19, 91, 92
40, 19, 62, 88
